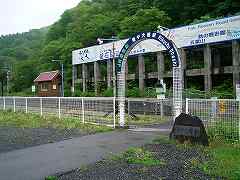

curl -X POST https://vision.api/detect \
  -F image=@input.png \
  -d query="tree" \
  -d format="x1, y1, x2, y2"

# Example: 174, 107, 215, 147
119, 8, 171, 38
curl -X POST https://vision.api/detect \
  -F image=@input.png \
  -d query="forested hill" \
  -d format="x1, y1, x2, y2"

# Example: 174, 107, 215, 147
0, 0, 239, 95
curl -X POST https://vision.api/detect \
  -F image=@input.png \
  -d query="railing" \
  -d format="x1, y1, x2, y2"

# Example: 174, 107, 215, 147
0, 97, 173, 128
1, 97, 239, 141
0, 97, 115, 127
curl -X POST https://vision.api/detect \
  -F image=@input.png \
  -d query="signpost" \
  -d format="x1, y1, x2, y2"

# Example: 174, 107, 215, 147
156, 79, 166, 100
32, 85, 36, 96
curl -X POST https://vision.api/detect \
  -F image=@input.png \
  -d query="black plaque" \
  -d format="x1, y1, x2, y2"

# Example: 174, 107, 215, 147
170, 113, 209, 146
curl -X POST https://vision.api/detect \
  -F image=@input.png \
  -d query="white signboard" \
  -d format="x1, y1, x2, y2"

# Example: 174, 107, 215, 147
31, 85, 36, 93
73, 15, 240, 65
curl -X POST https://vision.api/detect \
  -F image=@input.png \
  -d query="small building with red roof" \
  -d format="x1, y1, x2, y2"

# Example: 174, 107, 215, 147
34, 70, 61, 97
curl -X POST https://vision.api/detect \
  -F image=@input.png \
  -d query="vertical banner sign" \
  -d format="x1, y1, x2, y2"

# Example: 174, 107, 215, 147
117, 32, 182, 127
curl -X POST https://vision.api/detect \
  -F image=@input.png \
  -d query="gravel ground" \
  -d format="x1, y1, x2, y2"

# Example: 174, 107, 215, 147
58, 141, 221, 180
0, 126, 90, 153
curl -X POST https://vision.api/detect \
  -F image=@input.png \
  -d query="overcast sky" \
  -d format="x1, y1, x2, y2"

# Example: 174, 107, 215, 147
0, 0, 80, 36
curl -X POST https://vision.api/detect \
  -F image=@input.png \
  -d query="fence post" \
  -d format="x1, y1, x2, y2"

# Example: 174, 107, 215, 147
25, 98, 28, 113
13, 97, 16, 112
239, 100, 240, 141
3, 97, 5, 110
128, 99, 130, 116
113, 97, 116, 128
58, 97, 61, 119
160, 100, 163, 117
82, 98, 85, 124
185, 98, 189, 114
40, 98, 43, 116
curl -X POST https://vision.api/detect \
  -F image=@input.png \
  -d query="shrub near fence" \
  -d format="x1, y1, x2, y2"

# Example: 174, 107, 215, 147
186, 98, 240, 141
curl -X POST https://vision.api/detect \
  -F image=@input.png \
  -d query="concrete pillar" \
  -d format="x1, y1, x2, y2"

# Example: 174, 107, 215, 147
138, 54, 145, 91
232, 40, 240, 96
214, 49, 221, 68
107, 60, 112, 88
179, 48, 187, 88
72, 65, 77, 94
82, 64, 87, 92
157, 52, 164, 81
204, 44, 212, 91
94, 61, 100, 95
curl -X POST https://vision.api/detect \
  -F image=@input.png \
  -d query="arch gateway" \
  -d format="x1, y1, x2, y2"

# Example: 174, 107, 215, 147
116, 32, 183, 127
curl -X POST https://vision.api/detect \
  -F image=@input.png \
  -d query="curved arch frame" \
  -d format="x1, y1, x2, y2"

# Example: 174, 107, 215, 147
116, 32, 183, 127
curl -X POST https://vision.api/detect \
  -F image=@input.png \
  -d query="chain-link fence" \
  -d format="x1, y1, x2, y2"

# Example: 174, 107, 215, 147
1, 96, 239, 141
186, 98, 240, 141
0, 97, 173, 128
0, 97, 115, 127
126, 98, 173, 127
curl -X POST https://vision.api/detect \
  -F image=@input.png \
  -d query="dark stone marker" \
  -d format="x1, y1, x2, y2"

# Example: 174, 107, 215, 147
170, 113, 209, 146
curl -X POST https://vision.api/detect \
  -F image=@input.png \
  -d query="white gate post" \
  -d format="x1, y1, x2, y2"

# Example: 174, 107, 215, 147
25, 98, 28, 113
173, 67, 183, 120
117, 70, 126, 127
82, 98, 85, 124
13, 97, 16, 112
40, 98, 43, 116
58, 97, 61, 119
3, 97, 5, 110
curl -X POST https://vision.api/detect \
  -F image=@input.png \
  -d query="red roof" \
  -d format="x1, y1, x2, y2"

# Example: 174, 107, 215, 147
34, 70, 60, 82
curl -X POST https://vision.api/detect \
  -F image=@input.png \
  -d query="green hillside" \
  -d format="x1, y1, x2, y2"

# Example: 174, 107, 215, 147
0, 0, 239, 96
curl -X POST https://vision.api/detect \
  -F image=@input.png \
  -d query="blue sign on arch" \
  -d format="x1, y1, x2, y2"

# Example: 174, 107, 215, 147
116, 32, 180, 72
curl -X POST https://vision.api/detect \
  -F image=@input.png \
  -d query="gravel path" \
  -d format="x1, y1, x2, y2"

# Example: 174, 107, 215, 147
0, 126, 89, 153
58, 141, 220, 180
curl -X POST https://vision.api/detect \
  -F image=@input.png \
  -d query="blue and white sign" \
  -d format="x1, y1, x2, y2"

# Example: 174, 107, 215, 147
72, 15, 240, 65
116, 32, 180, 72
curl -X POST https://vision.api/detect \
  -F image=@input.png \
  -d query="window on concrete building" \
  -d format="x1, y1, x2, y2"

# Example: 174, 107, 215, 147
186, 47, 204, 69
211, 42, 232, 67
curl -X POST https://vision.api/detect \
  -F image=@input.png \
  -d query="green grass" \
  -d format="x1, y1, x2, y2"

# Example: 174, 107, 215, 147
207, 119, 239, 143
45, 176, 57, 180
125, 114, 169, 125
200, 141, 240, 179
0, 110, 113, 133
154, 135, 240, 179
112, 147, 166, 166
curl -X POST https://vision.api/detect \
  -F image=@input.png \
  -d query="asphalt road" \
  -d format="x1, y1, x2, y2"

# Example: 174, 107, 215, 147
0, 130, 166, 180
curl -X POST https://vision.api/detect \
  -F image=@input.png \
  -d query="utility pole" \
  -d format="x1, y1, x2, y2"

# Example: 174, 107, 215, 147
52, 60, 64, 97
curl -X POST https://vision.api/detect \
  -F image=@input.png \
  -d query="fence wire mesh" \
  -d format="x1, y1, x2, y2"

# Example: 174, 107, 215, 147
186, 99, 240, 141
0, 96, 239, 141
126, 98, 173, 126
0, 97, 115, 127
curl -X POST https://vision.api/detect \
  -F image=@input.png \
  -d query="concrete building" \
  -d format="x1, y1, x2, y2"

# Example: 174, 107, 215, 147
72, 15, 240, 97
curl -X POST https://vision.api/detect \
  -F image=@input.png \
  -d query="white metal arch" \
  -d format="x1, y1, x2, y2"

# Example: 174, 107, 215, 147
116, 32, 183, 127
